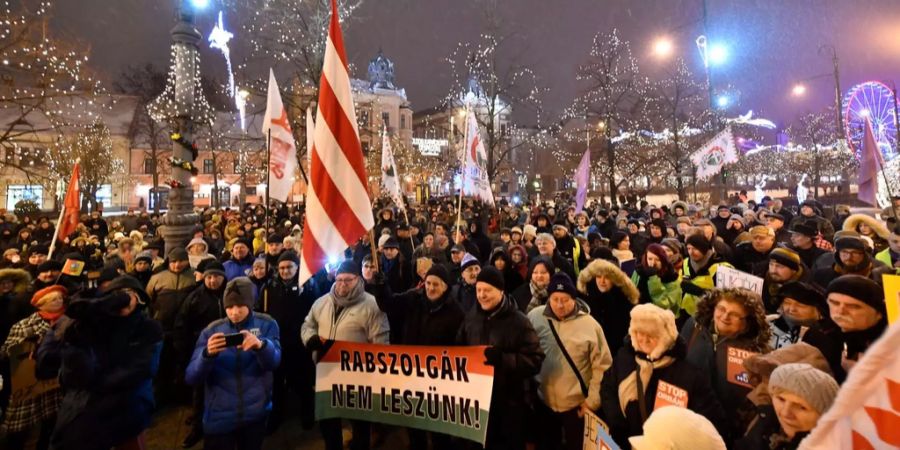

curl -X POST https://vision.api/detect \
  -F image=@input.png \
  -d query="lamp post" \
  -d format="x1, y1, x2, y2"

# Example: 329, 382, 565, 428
152, 0, 212, 253
818, 45, 844, 137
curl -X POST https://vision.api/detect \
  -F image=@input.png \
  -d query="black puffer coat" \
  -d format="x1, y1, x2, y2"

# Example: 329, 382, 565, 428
374, 286, 464, 345
173, 283, 225, 364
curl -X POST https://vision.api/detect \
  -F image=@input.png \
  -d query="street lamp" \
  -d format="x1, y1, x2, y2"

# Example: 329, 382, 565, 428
708, 44, 729, 66
189, 0, 210, 8
716, 95, 731, 109
652, 38, 674, 58
791, 84, 807, 96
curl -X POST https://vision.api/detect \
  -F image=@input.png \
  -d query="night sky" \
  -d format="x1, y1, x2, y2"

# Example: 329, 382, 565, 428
52, 0, 900, 133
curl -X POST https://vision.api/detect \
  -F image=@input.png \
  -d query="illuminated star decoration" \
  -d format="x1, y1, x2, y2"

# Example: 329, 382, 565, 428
208, 11, 247, 130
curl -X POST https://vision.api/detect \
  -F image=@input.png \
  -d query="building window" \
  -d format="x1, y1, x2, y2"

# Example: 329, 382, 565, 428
203, 159, 214, 174
6, 185, 43, 210
2, 146, 12, 164
382, 111, 390, 128
358, 110, 370, 129
400, 114, 407, 130
361, 141, 371, 155
19, 147, 45, 167
144, 158, 155, 174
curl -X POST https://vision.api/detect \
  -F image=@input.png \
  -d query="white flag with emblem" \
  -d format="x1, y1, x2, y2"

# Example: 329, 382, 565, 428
690, 126, 737, 181
262, 68, 298, 202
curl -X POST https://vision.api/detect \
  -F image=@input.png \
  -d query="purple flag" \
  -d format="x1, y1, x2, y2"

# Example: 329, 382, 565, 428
575, 149, 590, 213
858, 117, 884, 207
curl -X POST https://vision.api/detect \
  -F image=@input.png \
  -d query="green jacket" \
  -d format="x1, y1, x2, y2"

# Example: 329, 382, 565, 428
631, 271, 683, 316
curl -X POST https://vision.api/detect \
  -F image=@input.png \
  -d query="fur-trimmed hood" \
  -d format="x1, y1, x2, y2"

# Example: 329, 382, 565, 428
576, 259, 640, 304
671, 200, 689, 214
694, 288, 771, 353
0, 268, 31, 296
843, 213, 890, 240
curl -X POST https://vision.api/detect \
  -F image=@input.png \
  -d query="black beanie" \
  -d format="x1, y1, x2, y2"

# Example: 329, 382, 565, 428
277, 250, 300, 265
778, 281, 825, 309
827, 275, 885, 314
685, 234, 712, 254
476, 266, 505, 291
425, 264, 451, 287
337, 260, 360, 276
547, 272, 578, 298
234, 237, 253, 251
223, 277, 256, 309
37, 260, 63, 273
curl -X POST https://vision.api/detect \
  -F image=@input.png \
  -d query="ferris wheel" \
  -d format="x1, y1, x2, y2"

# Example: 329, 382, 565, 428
843, 81, 899, 161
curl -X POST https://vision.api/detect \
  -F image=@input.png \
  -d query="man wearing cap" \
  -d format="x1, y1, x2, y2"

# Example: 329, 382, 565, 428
301, 260, 389, 450
457, 267, 544, 450
130, 251, 155, 287
263, 234, 285, 270
790, 200, 835, 243
732, 226, 776, 276
680, 233, 734, 316
24, 244, 49, 280
174, 260, 227, 447
450, 253, 481, 312
185, 277, 281, 449
825, 275, 887, 380
259, 250, 319, 430
766, 213, 791, 247
789, 221, 828, 269
223, 237, 255, 281
370, 264, 464, 450
552, 220, 587, 277
32, 259, 63, 291
146, 246, 196, 402
763, 247, 808, 313
767, 281, 828, 350
811, 233, 885, 289
711, 204, 733, 238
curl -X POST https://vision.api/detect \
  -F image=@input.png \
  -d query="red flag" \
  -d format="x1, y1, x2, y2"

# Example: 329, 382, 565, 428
298, 0, 374, 284
59, 163, 80, 240
857, 117, 885, 207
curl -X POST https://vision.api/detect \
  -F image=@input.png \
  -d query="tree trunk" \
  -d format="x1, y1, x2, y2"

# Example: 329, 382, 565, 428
605, 136, 617, 204
151, 145, 160, 214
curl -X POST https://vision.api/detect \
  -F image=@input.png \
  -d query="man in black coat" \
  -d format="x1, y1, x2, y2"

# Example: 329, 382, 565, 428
371, 264, 464, 450
789, 221, 829, 269
173, 261, 227, 447
456, 267, 544, 450
731, 226, 776, 276
259, 250, 318, 430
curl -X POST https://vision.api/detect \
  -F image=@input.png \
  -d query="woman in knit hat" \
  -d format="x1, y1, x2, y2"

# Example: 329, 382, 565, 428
529, 272, 612, 450
601, 304, 726, 447
631, 244, 683, 316
745, 363, 838, 449
629, 406, 727, 450
0, 285, 67, 448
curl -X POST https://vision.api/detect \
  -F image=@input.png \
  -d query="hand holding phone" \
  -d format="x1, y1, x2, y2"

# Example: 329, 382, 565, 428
223, 333, 245, 347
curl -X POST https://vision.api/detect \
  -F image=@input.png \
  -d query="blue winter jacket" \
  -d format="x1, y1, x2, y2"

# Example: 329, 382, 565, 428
185, 312, 282, 434
223, 256, 255, 281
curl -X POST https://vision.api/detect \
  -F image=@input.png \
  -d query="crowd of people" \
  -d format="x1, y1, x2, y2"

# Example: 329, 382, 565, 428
0, 192, 898, 450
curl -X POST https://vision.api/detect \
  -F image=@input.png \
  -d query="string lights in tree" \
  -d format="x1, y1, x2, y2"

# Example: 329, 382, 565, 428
147, 36, 215, 128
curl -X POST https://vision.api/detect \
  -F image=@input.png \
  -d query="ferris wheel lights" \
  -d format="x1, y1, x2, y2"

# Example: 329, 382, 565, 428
860, 109, 870, 117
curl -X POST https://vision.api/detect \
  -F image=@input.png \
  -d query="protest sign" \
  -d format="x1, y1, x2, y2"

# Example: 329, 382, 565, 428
883, 274, 900, 324
715, 266, 764, 296
653, 380, 688, 410
583, 409, 621, 450
9, 340, 59, 404
725, 346, 758, 388
315, 341, 494, 444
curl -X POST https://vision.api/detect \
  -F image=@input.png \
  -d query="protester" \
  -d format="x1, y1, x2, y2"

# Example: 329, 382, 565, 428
511, 256, 554, 313
301, 260, 390, 450
36, 276, 163, 450
456, 266, 544, 450
631, 243, 682, 316
185, 277, 282, 450
680, 233, 734, 317
528, 272, 612, 450
825, 274, 886, 380
763, 247, 807, 313
577, 259, 639, 355
223, 238, 255, 280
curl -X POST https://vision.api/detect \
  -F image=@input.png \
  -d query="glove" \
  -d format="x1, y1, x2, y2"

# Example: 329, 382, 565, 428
680, 280, 706, 296
483, 346, 503, 367
305, 337, 323, 352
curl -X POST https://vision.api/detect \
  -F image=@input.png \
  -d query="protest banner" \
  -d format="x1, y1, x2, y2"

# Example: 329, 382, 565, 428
715, 266, 764, 296
315, 341, 494, 444
653, 380, 688, 410
725, 346, 758, 388
9, 340, 59, 404
883, 274, 900, 324
583, 409, 621, 450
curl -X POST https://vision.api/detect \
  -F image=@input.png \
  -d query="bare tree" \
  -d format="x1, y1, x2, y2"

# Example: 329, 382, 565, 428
48, 122, 117, 211
788, 109, 842, 199
571, 29, 648, 203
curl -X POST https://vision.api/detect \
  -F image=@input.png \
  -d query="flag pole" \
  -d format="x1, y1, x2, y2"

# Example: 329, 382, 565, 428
454, 105, 469, 243
265, 128, 272, 274
47, 203, 66, 260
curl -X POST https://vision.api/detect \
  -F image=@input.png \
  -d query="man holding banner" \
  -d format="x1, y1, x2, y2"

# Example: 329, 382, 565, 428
456, 267, 544, 450
301, 261, 390, 450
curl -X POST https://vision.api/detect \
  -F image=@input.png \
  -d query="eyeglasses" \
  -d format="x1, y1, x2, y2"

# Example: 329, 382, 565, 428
714, 304, 746, 322
334, 277, 357, 284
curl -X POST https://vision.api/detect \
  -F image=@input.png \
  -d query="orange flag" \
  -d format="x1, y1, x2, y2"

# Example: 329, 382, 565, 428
58, 163, 80, 240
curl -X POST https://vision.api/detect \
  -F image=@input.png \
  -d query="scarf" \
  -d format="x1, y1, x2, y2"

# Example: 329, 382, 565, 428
38, 310, 64, 323
526, 282, 548, 313
331, 279, 365, 308
688, 250, 714, 274
617, 352, 676, 416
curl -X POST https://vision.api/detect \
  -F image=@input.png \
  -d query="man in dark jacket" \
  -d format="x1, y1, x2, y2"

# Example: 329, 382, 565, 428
258, 250, 318, 430
552, 221, 587, 276
36, 276, 163, 450
732, 226, 776, 276
456, 267, 544, 450
789, 221, 829, 269
84, 210, 109, 243
223, 238, 255, 281
372, 264, 464, 450
812, 234, 885, 289
173, 261, 227, 447
790, 200, 835, 243
185, 277, 281, 450
380, 237, 413, 294
263, 234, 284, 271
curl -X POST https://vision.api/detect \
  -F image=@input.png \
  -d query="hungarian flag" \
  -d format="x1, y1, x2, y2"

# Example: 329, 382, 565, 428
262, 68, 299, 203
298, 0, 375, 285
800, 321, 900, 449
58, 163, 80, 240
857, 117, 885, 207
